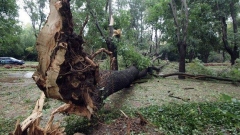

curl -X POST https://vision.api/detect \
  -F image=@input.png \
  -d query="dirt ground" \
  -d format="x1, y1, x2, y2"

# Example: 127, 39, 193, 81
0, 63, 239, 134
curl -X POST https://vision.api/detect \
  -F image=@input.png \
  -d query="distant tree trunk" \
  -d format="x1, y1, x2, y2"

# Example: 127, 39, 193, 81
140, 11, 143, 44
149, 27, 154, 54
149, 45, 152, 54
189, 48, 195, 62
155, 28, 158, 55
202, 51, 209, 63
222, 51, 226, 62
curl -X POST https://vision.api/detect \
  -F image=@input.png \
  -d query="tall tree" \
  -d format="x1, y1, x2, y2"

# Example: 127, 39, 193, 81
187, 1, 219, 63
23, 0, 47, 38
215, 0, 239, 65
145, 0, 168, 56
169, 0, 189, 79
229, 0, 239, 64
20, 24, 37, 60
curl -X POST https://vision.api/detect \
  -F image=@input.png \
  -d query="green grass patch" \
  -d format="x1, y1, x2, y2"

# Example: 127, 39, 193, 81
0, 116, 25, 135
139, 98, 240, 134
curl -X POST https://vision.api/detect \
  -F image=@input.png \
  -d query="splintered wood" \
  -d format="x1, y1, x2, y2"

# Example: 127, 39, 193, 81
11, 92, 65, 135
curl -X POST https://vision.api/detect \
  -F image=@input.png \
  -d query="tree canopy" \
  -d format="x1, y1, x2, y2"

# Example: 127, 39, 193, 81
0, 0, 22, 58
1, 0, 240, 68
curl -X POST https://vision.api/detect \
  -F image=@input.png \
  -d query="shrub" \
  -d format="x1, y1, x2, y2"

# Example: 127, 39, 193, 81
220, 59, 240, 80
118, 44, 150, 70
208, 52, 224, 63
187, 58, 214, 76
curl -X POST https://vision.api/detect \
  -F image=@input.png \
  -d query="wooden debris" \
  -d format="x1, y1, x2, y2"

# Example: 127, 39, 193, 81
11, 92, 66, 135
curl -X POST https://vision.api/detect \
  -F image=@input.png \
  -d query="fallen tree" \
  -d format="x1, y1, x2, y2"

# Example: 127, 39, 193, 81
11, 0, 145, 134
30, 0, 144, 118
12, 0, 238, 134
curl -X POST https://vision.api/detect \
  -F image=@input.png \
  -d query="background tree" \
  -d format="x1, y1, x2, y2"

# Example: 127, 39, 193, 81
228, 0, 239, 65
0, 0, 22, 58
23, 0, 47, 38
214, 0, 240, 65
20, 24, 37, 60
187, 1, 219, 63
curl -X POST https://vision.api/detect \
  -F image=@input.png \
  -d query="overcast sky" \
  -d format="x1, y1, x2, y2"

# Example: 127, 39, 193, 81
17, 0, 31, 24
17, 0, 118, 25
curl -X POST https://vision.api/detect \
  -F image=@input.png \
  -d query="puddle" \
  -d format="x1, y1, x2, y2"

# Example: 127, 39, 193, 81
0, 71, 34, 83
24, 72, 34, 78
6, 71, 34, 78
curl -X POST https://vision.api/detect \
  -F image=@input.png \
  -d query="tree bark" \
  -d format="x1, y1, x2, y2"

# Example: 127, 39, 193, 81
155, 28, 158, 55
230, 1, 239, 64
178, 41, 186, 77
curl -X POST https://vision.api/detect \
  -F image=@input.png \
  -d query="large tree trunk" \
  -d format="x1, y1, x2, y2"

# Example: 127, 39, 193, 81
178, 41, 186, 79
32, 0, 139, 119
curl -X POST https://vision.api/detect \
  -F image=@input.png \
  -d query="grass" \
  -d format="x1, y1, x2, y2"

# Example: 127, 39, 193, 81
0, 115, 26, 134
140, 101, 240, 134
63, 95, 240, 135
1, 61, 239, 134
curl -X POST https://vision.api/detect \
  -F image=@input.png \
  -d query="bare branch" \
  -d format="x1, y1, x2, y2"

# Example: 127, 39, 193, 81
79, 14, 89, 36
159, 72, 240, 82
89, 10, 107, 40
90, 48, 113, 59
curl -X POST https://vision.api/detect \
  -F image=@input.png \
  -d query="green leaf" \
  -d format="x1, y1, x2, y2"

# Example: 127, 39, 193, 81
220, 94, 232, 102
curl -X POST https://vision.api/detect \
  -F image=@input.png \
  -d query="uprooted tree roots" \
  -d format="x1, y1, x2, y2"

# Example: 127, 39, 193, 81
11, 0, 141, 134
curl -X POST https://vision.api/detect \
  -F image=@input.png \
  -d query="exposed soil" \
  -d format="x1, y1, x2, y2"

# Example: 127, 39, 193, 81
0, 63, 239, 134
89, 117, 162, 135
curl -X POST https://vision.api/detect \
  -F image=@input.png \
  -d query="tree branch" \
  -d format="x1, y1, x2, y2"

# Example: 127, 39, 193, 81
159, 72, 240, 82
79, 14, 89, 36
89, 10, 107, 41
